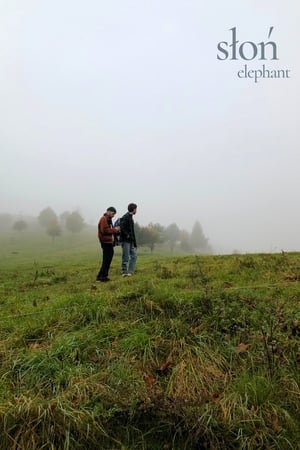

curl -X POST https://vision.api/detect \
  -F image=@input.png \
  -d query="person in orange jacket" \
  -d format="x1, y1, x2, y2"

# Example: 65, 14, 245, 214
96, 207, 120, 282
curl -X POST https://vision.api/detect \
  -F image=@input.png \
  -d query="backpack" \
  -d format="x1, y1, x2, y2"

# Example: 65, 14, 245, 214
114, 218, 121, 228
113, 218, 121, 246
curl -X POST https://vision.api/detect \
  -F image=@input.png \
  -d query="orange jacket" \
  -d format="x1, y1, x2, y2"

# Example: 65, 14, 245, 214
98, 214, 118, 244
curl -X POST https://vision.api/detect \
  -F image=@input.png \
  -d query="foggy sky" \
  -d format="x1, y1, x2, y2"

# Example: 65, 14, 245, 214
1, 0, 299, 253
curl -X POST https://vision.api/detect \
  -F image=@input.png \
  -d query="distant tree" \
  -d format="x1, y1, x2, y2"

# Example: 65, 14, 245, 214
65, 211, 85, 233
134, 222, 142, 244
0, 213, 13, 230
12, 220, 27, 232
46, 219, 62, 241
190, 221, 212, 254
179, 229, 192, 252
60, 211, 71, 224
149, 223, 166, 244
137, 226, 147, 248
165, 223, 180, 252
139, 225, 161, 253
38, 207, 57, 228
135, 222, 165, 249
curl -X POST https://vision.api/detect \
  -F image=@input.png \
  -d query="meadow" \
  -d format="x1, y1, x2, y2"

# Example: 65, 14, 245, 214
1, 229, 300, 449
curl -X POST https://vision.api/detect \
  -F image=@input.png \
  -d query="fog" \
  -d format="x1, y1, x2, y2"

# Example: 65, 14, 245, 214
1, 0, 299, 254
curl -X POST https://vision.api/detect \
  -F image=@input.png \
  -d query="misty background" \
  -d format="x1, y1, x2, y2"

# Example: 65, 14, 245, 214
1, 0, 299, 254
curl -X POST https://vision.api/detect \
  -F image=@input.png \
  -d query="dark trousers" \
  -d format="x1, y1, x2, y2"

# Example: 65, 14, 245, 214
97, 243, 114, 280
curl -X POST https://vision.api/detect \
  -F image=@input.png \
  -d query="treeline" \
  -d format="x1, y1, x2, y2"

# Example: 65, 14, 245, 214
0, 208, 85, 240
0, 209, 212, 253
37, 207, 85, 239
134, 221, 212, 254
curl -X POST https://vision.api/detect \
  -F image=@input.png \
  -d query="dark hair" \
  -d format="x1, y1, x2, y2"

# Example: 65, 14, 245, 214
128, 203, 137, 212
107, 206, 117, 213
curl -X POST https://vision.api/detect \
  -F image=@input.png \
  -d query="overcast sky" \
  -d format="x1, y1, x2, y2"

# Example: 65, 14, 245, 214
1, 0, 299, 253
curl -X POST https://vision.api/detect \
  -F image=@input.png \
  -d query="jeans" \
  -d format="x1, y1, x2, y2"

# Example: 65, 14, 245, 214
97, 243, 114, 279
121, 242, 137, 274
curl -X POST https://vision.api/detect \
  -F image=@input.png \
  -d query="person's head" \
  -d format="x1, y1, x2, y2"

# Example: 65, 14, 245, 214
106, 206, 116, 218
128, 203, 137, 215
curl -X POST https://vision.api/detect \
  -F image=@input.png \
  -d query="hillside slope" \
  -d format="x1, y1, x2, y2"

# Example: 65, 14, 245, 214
1, 234, 300, 449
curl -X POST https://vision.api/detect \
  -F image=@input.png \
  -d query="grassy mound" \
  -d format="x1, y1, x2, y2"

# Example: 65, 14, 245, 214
1, 233, 300, 448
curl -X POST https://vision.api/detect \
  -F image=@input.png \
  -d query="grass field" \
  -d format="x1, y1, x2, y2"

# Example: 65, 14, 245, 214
1, 229, 300, 449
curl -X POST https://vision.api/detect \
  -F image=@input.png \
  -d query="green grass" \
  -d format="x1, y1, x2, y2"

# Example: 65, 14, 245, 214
1, 230, 300, 448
